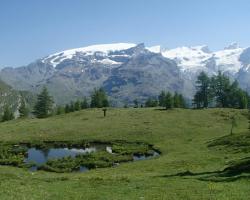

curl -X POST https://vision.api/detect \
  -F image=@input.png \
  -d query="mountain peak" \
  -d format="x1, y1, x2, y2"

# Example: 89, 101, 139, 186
199, 45, 211, 53
187, 45, 210, 53
224, 42, 240, 50
42, 43, 137, 67
146, 45, 161, 53
1, 41, 250, 106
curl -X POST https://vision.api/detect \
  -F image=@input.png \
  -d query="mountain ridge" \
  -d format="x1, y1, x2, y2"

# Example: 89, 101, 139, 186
1, 42, 250, 105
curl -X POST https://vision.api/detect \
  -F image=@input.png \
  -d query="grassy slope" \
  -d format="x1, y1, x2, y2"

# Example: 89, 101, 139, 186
0, 108, 249, 200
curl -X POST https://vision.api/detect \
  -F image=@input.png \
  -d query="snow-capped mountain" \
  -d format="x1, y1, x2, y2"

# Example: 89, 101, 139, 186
160, 43, 250, 90
42, 43, 137, 68
41, 42, 249, 78
161, 43, 245, 76
0, 42, 250, 105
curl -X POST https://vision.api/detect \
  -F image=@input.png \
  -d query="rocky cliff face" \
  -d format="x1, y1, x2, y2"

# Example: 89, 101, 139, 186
0, 79, 35, 116
103, 46, 189, 105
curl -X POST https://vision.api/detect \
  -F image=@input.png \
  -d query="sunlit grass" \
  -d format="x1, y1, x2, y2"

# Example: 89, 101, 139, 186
0, 108, 249, 199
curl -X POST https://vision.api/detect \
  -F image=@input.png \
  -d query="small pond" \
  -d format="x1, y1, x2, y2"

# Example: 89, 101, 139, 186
25, 146, 109, 165
24, 145, 114, 172
0, 141, 160, 173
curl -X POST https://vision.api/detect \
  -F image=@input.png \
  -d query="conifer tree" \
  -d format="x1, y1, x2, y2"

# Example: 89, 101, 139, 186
165, 92, 173, 110
74, 100, 81, 111
103, 99, 109, 107
91, 88, 109, 108
178, 94, 186, 108
193, 71, 249, 109
69, 101, 75, 112
33, 87, 54, 118
248, 107, 250, 130
210, 71, 231, 107
236, 90, 248, 109
193, 91, 202, 109
2, 106, 14, 122
173, 92, 180, 108
81, 97, 89, 109
19, 98, 29, 118
65, 104, 70, 113
145, 98, 158, 107
158, 91, 166, 107
194, 71, 211, 108
133, 99, 139, 108
56, 106, 64, 115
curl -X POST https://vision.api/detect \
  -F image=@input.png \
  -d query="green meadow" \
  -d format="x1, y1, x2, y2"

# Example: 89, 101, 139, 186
0, 108, 249, 199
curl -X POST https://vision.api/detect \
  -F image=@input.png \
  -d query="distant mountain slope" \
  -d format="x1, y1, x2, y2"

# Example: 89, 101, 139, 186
0, 79, 36, 117
103, 45, 191, 105
162, 43, 243, 73
1, 42, 250, 105
161, 43, 250, 90
0, 43, 187, 105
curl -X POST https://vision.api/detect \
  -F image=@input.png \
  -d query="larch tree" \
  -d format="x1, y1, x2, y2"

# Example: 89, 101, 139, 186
19, 98, 29, 118
2, 106, 14, 122
165, 92, 173, 110
194, 71, 211, 108
90, 88, 109, 108
158, 91, 166, 107
33, 87, 54, 118
81, 97, 89, 109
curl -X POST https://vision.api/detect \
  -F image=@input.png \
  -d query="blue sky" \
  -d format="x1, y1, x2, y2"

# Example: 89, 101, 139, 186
1, 0, 250, 67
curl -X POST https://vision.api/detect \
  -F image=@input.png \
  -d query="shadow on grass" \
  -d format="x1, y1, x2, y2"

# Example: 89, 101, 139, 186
207, 132, 250, 153
160, 170, 250, 182
160, 158, 250, 182
153, 108, 167, 111
161, 170, 221, 178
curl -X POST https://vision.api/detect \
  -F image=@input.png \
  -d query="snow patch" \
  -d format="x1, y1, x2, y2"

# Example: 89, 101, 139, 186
43, 43, 136, 67
98, 58, 121, 65
162, 46, 211, 71
42, 42, 248, 76
146, 45, 161, 53
162, 44, 245, 75
213, 48, 244, 73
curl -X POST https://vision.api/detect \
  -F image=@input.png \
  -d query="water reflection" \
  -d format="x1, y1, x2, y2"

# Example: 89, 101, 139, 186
25, 147, 97, 165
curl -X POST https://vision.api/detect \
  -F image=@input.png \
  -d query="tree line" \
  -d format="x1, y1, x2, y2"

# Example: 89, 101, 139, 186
133, 91, 186, 109
1, 70, 248, 122
193, 71, 249, 109
58, 88, 109, 115
1, 87, 110, 121
37, 87, 109, 118
1, 88, 187, 122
